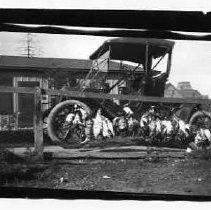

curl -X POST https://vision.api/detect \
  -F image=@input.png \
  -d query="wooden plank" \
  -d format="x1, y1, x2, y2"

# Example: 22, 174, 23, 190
33, 87, 43, 159
52, 150, 186, 159
0, 85, 210, 105
45, 145, 186, 160
94, 145, 186, 153
8, 145, 186, 158
46, 89, 211, 104
0, 86, 36, 94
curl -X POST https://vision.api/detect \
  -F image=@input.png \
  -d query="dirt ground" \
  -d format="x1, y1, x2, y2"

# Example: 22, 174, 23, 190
1, 154, 211, 196
1, 131, 211, 196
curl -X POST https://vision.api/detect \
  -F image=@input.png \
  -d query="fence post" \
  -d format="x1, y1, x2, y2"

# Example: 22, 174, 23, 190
33, 87, 43, 159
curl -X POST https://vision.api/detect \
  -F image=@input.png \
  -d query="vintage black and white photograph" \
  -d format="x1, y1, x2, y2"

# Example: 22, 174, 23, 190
1, 0, 211, 202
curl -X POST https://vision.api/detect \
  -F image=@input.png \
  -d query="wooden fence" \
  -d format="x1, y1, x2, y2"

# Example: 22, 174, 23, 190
0, 85, 211, 159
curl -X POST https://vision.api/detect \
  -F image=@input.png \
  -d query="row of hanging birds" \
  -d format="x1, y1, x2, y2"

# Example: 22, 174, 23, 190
62, 106, 211, 150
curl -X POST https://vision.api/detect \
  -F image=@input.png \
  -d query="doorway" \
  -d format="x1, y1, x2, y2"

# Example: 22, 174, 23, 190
18, 81, 40, 128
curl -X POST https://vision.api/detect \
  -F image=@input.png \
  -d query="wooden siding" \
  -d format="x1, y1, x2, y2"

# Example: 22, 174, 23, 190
14, 76, 49, 128
165, 84, 183, 98
0, 73, 49, 130
0, 67, 138, 130
0, 114, 16, 131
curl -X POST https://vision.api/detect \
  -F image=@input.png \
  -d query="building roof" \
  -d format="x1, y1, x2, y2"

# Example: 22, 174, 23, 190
0, 55, 91, 70
0, 55, 145, 73
165, 83, 175, 89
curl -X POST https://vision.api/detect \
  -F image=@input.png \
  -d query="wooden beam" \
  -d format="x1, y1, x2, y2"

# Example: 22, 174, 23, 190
33, 87, 43, 159
45, 89, 211, 104
0, 86, 36, 94
0, 86, 210, 105
166, 51, 172, 77
50, 146, 186, 159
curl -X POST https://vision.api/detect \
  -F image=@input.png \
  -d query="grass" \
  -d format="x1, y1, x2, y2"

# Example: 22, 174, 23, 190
0, 147, 47, 185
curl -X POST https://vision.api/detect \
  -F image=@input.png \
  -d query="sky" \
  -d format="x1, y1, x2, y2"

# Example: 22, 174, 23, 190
0, 0, 211, 96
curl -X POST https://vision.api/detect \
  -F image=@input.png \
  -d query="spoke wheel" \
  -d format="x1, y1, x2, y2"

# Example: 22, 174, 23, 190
189, 111, 211, 142
47, 100, 91, 144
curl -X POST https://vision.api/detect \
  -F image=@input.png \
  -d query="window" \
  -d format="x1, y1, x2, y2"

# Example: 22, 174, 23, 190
0, 77, 13, 114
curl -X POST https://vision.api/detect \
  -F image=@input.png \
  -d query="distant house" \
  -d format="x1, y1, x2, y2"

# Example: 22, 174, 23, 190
164, 83, 183, 98
165, 81, 208, 99
179, 89, 202, 98
0, 55, 145, 130
177, 81, 192, 90
177, 82, 204, 99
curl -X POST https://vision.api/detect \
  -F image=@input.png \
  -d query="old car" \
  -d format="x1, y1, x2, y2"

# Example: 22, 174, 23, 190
45, 37, 211, 147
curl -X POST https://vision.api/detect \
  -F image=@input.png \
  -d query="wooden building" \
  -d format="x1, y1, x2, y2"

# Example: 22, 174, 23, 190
164, 83, 183, 98
165, 82, 208, 99
0, 55, 144, 130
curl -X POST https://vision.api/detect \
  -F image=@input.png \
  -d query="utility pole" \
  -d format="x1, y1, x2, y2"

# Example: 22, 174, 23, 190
27, 33, 32, 57
17, 33, 42, 57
